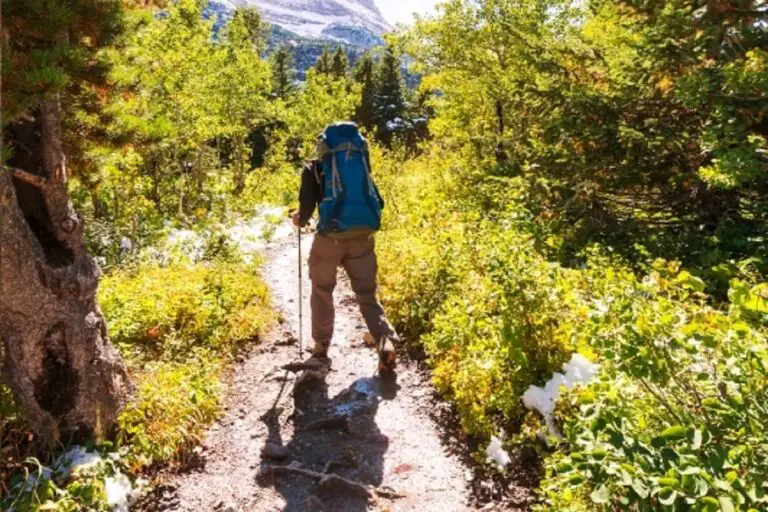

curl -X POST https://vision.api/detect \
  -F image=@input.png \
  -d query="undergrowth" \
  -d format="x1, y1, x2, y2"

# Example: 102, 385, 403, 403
376, 146, 768, 510
1, 235, 274, 510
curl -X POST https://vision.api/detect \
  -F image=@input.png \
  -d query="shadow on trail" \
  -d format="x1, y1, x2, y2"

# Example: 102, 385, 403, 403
258, 373, 400, 511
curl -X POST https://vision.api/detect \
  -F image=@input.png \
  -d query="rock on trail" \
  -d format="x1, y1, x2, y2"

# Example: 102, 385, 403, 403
140, 226, 474, 511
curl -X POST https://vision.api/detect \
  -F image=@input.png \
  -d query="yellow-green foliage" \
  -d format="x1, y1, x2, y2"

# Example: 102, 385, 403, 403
243, 165, 300, 209
376, 147, 578, 435
100, 260, 273, 361
376, 145, 767, 512
99, 257, 273, 470
5, 464, 112, 512
376, 147, 468, 339
117, 360, 223, 471
538, 260, 768, 511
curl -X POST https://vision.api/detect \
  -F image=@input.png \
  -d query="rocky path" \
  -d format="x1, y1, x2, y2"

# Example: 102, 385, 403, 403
142, 230, 480, 512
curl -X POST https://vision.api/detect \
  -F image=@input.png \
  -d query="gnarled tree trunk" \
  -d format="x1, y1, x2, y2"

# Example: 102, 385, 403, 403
0, 99, 132, 445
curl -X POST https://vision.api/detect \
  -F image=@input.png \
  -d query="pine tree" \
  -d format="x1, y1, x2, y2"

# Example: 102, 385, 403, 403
271, 46, 296, 100
373, 46, 407, 145
315, 47, 334, 75
353, 52, 377, 133
228, 6, 266, 54
1, 0, 132, 444
331, 46, 349, 79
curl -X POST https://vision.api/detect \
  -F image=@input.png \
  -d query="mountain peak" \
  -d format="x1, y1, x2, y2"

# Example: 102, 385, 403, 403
223, 0, 392, 47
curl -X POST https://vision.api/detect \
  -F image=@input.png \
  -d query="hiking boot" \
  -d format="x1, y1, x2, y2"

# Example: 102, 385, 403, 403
377, 335, 398, 374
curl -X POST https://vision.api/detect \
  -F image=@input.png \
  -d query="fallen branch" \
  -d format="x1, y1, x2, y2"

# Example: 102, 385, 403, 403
270, 464, 407, 501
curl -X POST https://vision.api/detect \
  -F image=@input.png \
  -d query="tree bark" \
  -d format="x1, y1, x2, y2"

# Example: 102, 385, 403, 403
0, 99, 132, 445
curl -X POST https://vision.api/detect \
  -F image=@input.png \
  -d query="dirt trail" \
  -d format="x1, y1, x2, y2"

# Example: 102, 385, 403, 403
143, 230, 479, 511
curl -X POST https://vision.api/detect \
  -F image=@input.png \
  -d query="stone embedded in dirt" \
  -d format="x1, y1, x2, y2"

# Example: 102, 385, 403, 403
214, 499, 234, 510
277, 334, 298, 346
392, 463, 419, 475
261, 442, 290, 460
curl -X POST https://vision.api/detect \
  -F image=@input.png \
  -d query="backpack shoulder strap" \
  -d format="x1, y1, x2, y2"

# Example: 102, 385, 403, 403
310, 159, 322, 185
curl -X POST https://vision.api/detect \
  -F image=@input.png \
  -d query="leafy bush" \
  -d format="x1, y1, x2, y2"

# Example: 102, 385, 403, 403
117, 360, 223, 471
101, 255, 274, 470
539, 261, 768, 511
2, 456, 117, 512
377, 149, 577, 435
377, 146, 474, 339
100, 259, 273, 362
377, 146, 768, 509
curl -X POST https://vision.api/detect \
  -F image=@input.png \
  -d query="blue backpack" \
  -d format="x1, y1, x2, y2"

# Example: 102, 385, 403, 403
315, 122, 382, 237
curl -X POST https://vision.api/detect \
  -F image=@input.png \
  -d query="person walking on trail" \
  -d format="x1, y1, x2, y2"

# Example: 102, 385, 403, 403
292, 122, 399, 375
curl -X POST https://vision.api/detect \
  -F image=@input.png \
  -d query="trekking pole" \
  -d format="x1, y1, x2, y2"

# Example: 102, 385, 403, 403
297, 224, 304, 362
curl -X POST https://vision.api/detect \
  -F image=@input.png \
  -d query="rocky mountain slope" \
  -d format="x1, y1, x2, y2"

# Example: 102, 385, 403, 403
220, 0, 391, 47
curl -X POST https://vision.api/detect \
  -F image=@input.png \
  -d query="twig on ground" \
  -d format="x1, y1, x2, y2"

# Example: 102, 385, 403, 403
270, 464, 407, 501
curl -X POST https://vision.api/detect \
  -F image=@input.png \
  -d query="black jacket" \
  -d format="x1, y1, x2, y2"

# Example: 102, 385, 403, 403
298, 160, 385, 227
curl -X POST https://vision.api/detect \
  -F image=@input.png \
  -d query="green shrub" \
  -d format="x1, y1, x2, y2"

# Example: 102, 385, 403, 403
101, 256, 274, 470
117, 359, 223, 471
100, 259, 273, 362
2, 458, 114, 512
377, 146, 475, 339
377, 149, 577, 436
538, 261, 768, 511
422, 225, 581, 436
377, 147, 767, 510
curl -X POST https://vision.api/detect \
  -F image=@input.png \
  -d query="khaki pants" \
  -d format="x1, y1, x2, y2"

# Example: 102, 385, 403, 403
308, 234, 396, 353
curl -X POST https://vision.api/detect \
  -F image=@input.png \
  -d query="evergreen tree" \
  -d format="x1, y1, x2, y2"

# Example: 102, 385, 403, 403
374, 46, 408, 145
353, 52, 377, 133
270, 46, 296, 100
331, 46, 349, 79
228, 6, 266, 54
315, 47, 334, 75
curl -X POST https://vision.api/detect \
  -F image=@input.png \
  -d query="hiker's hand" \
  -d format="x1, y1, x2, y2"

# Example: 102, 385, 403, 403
292, 212, 301, 228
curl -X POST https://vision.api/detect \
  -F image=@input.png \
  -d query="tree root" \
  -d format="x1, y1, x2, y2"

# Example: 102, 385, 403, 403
270, 464, 407, 502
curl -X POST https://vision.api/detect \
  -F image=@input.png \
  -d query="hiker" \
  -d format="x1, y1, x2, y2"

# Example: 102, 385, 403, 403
292, 122, 399, 374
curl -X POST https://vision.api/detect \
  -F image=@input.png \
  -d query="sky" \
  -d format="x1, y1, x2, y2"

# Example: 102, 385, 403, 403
377, 0, 440, 25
